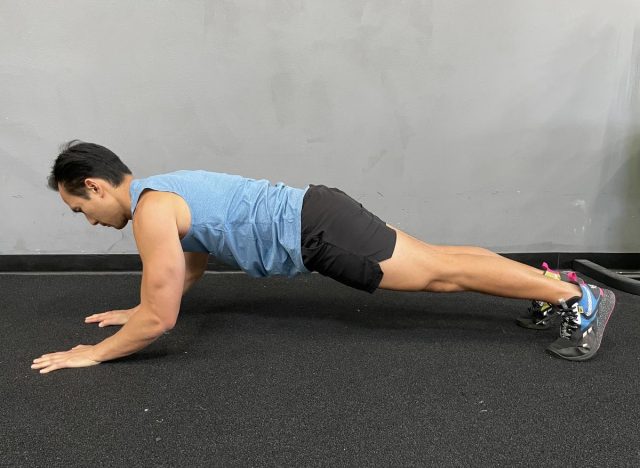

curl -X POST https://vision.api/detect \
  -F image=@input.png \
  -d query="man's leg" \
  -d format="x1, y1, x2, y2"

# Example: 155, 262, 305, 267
378, 225, 580, 305
426, 244, 545, 276
377, 225, 616, 361
421, 239, 582, 330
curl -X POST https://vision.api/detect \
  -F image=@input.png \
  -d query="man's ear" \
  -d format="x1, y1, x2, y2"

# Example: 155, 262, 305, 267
84, 178, 102, 195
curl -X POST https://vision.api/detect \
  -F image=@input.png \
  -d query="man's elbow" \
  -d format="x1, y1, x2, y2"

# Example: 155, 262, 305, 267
161, 318, 178, 332
152, 310, 178, 333
143, 278, 184, 331
145, 318, 172, 338
140, 307, 178, 335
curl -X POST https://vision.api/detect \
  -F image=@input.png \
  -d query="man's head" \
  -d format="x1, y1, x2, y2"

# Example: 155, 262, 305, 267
47, 140, 134, 229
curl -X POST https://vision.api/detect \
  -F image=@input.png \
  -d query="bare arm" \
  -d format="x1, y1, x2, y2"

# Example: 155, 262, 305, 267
32, 192, 192, 373
90, 198, 185, 362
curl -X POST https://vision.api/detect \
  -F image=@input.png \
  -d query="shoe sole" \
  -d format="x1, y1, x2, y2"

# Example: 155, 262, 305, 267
547, 289, 617, 361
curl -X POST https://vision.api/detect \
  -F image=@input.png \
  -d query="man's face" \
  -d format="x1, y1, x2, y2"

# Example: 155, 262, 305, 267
58, 179, 128, 230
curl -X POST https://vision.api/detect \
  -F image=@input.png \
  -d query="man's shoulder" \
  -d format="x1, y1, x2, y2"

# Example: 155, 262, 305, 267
132, 194, 182, 255
134, 190, 180, 230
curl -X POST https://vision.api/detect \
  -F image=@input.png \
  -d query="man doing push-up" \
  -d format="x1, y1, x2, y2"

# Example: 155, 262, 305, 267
31, 140, 616, 374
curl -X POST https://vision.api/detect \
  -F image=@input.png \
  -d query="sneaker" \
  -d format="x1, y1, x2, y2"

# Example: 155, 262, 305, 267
546, 283, 617, 361
515, 262, 584, 330
516, 301, 557, 330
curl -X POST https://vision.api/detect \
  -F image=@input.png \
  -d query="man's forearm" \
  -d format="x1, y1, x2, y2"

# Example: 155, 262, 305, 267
90, 308, 166, 362
91, 276, 197, 361
88, 274, 199, 362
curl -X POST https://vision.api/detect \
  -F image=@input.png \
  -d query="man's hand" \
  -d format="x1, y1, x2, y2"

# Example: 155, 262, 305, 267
85, 306, 140, 327
31, 345, 101, 374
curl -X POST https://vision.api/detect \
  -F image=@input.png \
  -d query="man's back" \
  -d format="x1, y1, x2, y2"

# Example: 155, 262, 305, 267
129, 170, 310, 277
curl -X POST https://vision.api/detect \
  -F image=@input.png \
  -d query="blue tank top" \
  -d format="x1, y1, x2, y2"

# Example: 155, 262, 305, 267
129, 170, 311, 278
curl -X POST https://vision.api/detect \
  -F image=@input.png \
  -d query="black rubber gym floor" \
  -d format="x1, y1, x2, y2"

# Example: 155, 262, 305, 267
2, 272, 639, 466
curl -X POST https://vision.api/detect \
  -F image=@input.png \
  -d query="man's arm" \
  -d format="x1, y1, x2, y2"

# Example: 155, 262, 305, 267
31, 194, 206, 373
90, 195, 185, 362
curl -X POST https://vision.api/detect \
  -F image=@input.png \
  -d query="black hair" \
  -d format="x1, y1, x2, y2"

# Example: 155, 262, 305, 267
47, 140, 132, 199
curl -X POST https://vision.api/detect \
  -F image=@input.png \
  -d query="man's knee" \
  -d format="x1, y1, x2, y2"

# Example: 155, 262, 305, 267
426, 279, 465, 293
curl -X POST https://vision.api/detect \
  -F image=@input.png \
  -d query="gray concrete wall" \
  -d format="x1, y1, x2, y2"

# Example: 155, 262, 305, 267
1, 0, 639, 255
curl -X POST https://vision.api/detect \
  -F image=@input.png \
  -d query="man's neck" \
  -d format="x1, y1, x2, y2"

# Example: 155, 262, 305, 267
117, 175, 135, 220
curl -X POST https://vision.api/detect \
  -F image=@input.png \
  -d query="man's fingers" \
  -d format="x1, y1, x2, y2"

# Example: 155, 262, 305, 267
33, 351, 66, 363
86, 311, 116, 319
31, 358, 56, 371
85, 313, 109, 322
31, 348, 100, 374
35, 363, 59, 374
86, 311, 127, 325
33, 346, 79, 363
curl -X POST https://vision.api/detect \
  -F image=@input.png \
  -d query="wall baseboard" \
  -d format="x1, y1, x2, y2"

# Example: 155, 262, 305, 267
1, 253, 639, 294
2, 252, 639, 272
0, 254, 235, 272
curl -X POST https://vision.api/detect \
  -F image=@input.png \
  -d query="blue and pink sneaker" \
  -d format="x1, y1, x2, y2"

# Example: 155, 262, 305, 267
546, 283, 617, 361
516, 262, 585, 330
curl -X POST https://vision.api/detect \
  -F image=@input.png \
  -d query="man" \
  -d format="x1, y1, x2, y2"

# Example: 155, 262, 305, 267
32, 141, 616, 374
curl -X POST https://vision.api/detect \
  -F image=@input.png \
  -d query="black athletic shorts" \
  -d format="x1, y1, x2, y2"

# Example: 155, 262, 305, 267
300, 184, 397, 293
